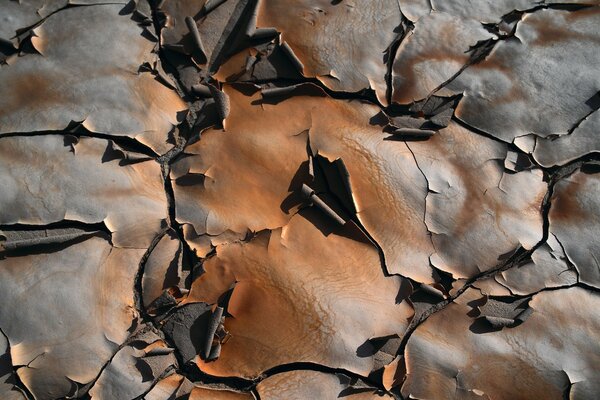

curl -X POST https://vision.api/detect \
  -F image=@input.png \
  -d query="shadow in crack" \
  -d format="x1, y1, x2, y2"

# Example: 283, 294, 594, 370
280, 160, 312, 215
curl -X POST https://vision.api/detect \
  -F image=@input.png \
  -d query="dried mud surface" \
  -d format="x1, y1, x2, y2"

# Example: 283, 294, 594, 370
0, 0, 599, 399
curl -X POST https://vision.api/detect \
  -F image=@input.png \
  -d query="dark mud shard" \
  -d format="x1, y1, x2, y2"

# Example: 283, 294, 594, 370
0, 0, 599, 399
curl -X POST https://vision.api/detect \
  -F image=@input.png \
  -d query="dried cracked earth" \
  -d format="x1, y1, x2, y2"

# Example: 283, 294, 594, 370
0, 0, 599, 399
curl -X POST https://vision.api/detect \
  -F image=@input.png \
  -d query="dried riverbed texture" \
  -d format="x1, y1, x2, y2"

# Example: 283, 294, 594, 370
1, 0, 599, 399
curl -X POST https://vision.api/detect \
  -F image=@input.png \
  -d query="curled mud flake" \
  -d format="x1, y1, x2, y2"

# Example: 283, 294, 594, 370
389, 127, 436, 139
203, 305, 226, 360
300, 184, 347, 226
0, 229, 99, 252
161, 303, 212, 364
208, 83, 231, 123
185, 15, 208, 64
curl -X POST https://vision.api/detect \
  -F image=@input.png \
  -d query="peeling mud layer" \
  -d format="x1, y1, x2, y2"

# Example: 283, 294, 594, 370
0, 1, 599, 399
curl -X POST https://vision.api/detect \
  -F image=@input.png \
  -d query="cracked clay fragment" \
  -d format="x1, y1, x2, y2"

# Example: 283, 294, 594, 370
185, 15, 208, 64
189, 386, 254, 399
446, 8, 600, 142
391, 11, 493, 104
0, 4, 186, 154
0, 0, 47, 43
0, 0, 129, 44
149, 374, 253, 399
185, 211, 413, 379
0, 135, 167, 249
213, 43, 305, 83
0, 236, 144, 399
88, 332, 176, 400
142, 230, 183, 309
402, 286, 600, 400
549, 167, 600, 289
491, 234, 579, 295
257, 370, 393, 399
408, 121, 546, 278
143, 373, 184, 400
398, 0, 431, 22
532, 108, 600, 167
256, 0, 401, 104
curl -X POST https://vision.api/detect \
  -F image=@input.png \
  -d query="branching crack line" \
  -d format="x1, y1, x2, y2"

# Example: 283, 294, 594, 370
140, 1, 600, 397
395, 152, 600, 371
419, 3, 596, 108
145, 1, 265, 391
422, 37, 498, 105
81, 227, 181, 397
82, 324, 160, 398
404, 142, 436, 256
0, 129, 158, 159
452, 115, 536, 161
563, 103, 599, 136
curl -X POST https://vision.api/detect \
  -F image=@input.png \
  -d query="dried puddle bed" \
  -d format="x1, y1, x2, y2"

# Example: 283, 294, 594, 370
0, 1, 599, 399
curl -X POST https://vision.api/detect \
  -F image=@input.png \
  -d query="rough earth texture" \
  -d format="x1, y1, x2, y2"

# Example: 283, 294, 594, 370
0, 0, 599, 399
